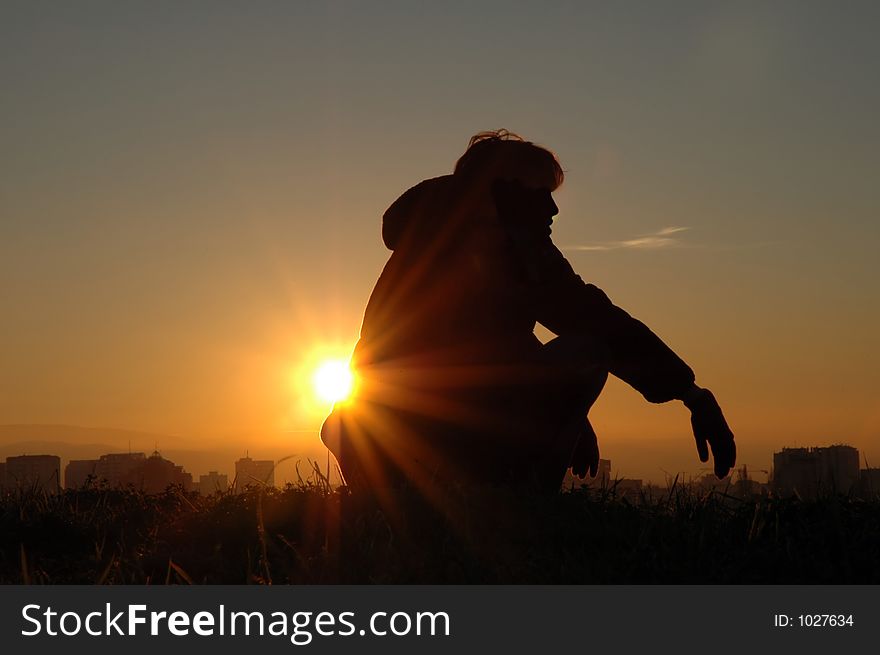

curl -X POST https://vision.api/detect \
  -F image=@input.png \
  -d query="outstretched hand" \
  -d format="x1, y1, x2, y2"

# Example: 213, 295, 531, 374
683, 387, 736, 478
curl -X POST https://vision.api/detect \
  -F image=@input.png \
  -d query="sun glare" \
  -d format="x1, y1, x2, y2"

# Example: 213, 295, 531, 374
312, 358, 355, 404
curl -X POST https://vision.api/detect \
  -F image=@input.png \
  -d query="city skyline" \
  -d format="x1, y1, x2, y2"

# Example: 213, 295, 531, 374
2, 433, 875, 495
1, 420, 876, 487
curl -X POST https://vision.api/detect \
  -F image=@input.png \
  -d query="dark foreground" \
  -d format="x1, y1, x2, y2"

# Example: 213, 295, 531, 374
2, 479, 878, 584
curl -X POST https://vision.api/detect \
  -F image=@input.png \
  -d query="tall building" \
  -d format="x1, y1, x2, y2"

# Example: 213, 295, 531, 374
65, 459, 98, 489
199, 471, 229, 495
5, 455, 61, 493
772, 445, 860, 498
595, 458, 611, 486
122, 451, 193, 493
858, 468, 880, 499
234, 456, 274, 492
94, 452, 146, 486
0, 462, 6, 490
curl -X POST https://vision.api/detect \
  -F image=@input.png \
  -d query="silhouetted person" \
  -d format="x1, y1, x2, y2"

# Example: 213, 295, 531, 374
322, 130, 735, 493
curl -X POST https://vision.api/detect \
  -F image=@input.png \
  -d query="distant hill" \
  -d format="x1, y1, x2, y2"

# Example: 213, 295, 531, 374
0, 424, 191, 449
0, 440, 121, 462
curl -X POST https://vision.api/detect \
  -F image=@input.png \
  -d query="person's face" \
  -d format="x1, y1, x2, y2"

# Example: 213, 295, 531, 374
511, 167, 560, 226
490, 174, 559, 238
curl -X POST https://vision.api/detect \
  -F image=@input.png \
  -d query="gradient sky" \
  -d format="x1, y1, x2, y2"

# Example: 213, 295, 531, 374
2, 1, 878, 482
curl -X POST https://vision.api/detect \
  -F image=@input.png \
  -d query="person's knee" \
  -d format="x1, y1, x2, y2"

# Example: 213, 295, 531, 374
542, 333, 610, 381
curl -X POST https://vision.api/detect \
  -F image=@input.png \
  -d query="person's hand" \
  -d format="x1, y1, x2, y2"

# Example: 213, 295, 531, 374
682, 386, 736, 478
571, 420, 600, 479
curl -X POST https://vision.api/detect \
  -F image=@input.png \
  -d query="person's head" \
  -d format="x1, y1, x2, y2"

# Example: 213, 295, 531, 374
453, 129, 564, 192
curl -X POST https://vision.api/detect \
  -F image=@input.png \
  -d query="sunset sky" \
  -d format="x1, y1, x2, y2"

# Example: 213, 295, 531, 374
2, 2, 878, 482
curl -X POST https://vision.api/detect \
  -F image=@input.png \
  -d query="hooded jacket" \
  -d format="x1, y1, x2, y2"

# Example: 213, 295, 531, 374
353, 175, 695, 404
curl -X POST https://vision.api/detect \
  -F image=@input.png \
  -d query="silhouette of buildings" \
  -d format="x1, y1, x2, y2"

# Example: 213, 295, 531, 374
595, 458, 611, 486
858, 468, 880, 498
95, 452, 147, 485
65, 459, 98, 489
734, 464, 770, 497
696, 472, 733, 493
692, 465, 769, 498
772, 445, 860, 498
64, 454, 145, 488
4, 455, 61, 493
198, 470, 229, 495
234, 456, 274, 492
615, 478, 643, 498
120, 450, 193, 493
2, 439, 876, 501
62, 451, 193, 493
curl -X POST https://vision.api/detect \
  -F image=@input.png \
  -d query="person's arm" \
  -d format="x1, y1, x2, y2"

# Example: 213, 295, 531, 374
491, 178, 735, 476
532, 246, 695, 402
532, 245, 736, 477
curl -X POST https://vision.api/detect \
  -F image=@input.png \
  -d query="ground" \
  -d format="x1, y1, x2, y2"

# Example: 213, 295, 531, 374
2, 477, 878, 584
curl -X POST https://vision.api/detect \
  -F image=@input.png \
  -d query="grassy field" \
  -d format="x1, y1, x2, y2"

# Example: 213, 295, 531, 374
2, 476, 879, 584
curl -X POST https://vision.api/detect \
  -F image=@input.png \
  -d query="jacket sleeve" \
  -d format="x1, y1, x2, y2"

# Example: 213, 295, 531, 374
530, 242, 695, 403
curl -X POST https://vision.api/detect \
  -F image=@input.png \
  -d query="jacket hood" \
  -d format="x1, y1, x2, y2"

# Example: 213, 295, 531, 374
381, 175, 464, 250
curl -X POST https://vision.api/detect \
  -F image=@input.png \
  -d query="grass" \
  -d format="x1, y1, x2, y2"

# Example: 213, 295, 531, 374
2, 475, 879, 584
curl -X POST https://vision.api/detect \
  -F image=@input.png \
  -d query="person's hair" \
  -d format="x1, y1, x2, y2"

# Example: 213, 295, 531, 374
453, 129, 564, 190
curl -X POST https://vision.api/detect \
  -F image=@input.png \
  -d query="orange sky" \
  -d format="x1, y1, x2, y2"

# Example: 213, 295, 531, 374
2, 3, 878, 482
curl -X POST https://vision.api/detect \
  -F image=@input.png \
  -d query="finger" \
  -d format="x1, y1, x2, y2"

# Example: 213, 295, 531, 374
714, 452, 729, 479
691, 412, 710, 462
577, 421, 599, 479
694, 433, 709, 462
711, 434, 736, 478
713, 440, 736, 479
691, 412, 709, 462
570, 437, 587, 479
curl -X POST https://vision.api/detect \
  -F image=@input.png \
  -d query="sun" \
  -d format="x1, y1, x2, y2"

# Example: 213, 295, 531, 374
312, 358, 356, 404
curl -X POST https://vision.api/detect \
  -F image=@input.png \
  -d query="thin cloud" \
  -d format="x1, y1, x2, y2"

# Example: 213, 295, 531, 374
565, 226, 690, 252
